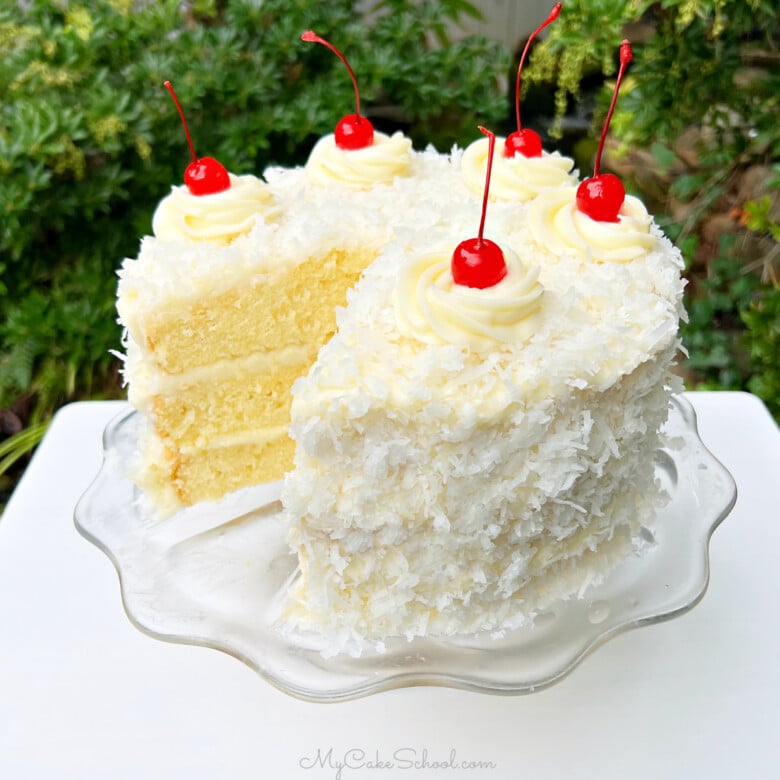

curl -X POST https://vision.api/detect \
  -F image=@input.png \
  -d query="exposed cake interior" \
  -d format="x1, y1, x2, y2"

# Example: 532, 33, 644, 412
120, 234, 381, 509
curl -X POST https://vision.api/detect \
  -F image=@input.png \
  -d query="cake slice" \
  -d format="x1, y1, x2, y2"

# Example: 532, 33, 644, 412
280, 187, 685, 648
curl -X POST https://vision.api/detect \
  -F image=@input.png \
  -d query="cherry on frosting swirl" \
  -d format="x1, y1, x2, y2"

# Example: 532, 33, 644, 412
461, 136, 575, 202
152, 173, 278, 244
395, 244, 545, 351
306, 131, 412, 188
529, 186, 656, 263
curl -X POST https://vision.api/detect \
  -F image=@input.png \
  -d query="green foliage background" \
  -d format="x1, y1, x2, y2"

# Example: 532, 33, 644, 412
0, 0, 509, 438
1, 0, 778, 500
527, 0, 780, 419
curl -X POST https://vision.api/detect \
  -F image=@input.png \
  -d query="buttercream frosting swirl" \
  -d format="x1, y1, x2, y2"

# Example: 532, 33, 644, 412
306, 131, 412, 188
394, 243, 544, 352
528, 186, 657, 263
152, 173, 277, 244
462, 136, 576, 202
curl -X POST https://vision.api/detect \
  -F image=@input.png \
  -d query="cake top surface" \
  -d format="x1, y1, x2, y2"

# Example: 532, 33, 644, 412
291, 196, 685, 420
119, 136, 684, 406
117, 146, 473, 317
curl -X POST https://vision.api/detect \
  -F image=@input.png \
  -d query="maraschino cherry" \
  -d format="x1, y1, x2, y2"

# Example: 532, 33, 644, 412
452, 127, 507, 289
576, 40, 633, 222
163, 80, 230, 196
504, 2, 562, 159
301, 30, 374, 150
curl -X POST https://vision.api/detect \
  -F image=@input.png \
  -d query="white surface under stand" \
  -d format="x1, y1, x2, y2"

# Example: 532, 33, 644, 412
1, 392, 778, 780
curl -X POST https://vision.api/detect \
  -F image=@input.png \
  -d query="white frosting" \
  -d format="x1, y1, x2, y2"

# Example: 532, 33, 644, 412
461, 136, 576, 202
306, 131, 412, 188
152, 173, 278, 244
283, 217, 684, 647
122, 338, 313, 405
394, 243, 544, 351
528, 186, 657, 263
119, 149, 474, 321
289, 204, 685, 420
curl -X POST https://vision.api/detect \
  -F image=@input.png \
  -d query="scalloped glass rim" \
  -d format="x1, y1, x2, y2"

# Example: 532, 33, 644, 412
74, 395, 736, 702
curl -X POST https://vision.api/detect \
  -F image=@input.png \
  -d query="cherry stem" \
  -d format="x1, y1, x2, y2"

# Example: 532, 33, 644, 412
163, 80, 198, 165
514, 2, 561, 132
593, 39, 632, 177
477, 126, 496, 243
302, 30, 364, 121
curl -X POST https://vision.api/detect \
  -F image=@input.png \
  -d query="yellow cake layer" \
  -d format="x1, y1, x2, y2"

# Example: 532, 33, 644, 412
139, 247, 376, 374
139, 434, 296, 509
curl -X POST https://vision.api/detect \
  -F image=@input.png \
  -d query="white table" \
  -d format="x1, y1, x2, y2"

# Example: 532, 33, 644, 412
1, 392, 778, 779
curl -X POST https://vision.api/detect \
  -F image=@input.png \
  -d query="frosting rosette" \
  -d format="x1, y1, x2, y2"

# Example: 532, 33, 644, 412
152, 173, 278, 244
306, 131, 412, 188
462, 136, 576, 202
394, 243, 544, 352
529, 186, 657, 263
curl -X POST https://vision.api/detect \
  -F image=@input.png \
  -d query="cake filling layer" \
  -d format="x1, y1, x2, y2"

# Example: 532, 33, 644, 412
137, 431, 295, 510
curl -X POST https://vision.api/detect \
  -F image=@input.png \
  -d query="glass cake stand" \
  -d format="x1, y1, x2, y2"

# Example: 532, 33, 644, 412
74, 395, 736, 702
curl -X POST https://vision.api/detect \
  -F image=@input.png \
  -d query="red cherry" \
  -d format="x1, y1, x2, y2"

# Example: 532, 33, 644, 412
577, 40, 632, 221
576, 173, 625, 222
335, 113, 374, 150
452, 126, 507, 289
505, 2, 561, 159
302, 31, 374, 150
184, 157, 230, 196
163, 80, 230, 196
503, 129, 543, 159
452, 238, 507, 289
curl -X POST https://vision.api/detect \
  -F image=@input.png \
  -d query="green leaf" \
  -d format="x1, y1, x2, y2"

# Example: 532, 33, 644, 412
0, 421, 49, 476
650, 141, 677, 171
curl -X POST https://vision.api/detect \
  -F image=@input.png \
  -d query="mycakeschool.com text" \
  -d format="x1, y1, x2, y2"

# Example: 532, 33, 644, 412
298, 746, 497, 779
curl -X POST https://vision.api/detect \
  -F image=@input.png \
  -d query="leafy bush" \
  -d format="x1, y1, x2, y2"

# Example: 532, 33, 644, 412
681, 242, 759, 390
0, 0, 510, 484
527, 0, 779, 142
527, 0, 780, 419
743, 285, 780, 419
